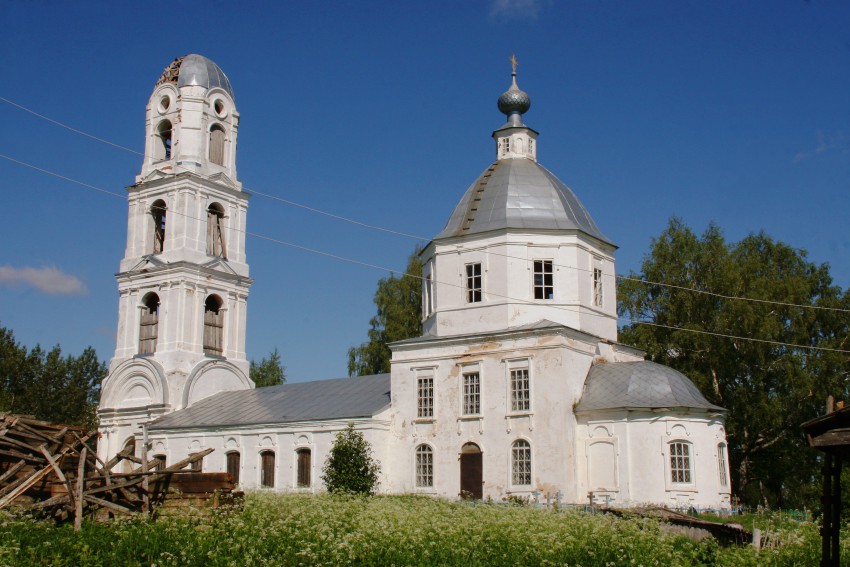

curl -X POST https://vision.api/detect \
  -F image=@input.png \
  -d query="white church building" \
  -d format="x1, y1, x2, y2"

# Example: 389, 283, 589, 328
98, 54, 732, 510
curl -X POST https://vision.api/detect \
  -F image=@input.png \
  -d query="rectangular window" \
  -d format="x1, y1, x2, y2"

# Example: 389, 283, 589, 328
718, 444, 728, 487
417, 376, 434, 418
592, 267, 603, 307
261, 451, 275, 488
226, 452, 240, 485
533, 260, 554, 300
463, 372, 480, 415
670, 442, 692, 484
466, 263, 482, 303
424, 275, 433, 316
510, 368, 530, 412
297, 449, 311, 487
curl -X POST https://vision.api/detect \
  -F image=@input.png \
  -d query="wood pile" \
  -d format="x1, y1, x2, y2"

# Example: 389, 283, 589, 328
0, 413, 236, 529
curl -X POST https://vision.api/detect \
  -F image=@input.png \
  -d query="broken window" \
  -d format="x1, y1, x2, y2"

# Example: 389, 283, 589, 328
206, 203, 226, 258
203, 295, 224, 356
155, 120, 172, 161
533, 260, 553, 299
151, 200, 166, 254
209, 124, 225, 166
226, 451, 241, 485
592, 267, 603, 307
139, 292, 159, 354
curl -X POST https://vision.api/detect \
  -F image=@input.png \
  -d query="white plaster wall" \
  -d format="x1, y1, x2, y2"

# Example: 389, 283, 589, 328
576, 411, 731, 510
422, 232, 617, 341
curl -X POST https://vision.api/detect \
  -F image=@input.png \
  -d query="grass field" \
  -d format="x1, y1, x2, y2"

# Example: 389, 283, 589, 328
0, 492, 836, 566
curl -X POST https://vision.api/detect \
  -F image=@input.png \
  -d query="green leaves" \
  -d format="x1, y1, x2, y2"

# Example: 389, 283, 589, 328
321, 424, 381, 495
348, 246, 423, 376
249, 348, 286, 388
618, 218, 850, 508
0, 323, 105, 428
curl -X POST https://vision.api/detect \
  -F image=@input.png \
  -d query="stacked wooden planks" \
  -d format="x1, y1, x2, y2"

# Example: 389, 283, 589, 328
0, 413, 235, 529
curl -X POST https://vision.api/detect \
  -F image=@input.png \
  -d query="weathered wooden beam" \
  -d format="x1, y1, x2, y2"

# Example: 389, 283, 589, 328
0, 459, 27, 485
74, 447, 86, 531
0, 464, 55, 508
83, 494, 137, 515
0, 448, 44, 463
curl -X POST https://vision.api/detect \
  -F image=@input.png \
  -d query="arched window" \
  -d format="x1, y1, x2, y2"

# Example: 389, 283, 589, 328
226, 451, 241, 485
260, 451, 275, 488
139, 292, 160, 354
209, 124, 226, 166
206, 203, 226, 258
150, 200, 167, 254
717, 443, 728, 487
155, 120, 172, 161
415, 444, 433, 488
296, 448, 312, 487
669, 441, 693, 484
203, 295, 224, 356
511, 440, 531, 486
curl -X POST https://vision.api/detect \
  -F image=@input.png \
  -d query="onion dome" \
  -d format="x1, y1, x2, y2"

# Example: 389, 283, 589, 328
497, 55, 531, 123
155, 54, 235, 100
575, 361, 726, 412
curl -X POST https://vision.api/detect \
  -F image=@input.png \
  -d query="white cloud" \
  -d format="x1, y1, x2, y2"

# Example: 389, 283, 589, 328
490, 0, 543, 21
794, 130, 847, 163
0, 265, 87, 295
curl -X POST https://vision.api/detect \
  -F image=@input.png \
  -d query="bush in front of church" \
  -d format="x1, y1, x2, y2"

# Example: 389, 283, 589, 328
322, 424, 381, 495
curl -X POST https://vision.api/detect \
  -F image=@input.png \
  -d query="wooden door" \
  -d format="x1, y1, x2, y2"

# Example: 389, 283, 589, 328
260, 451, 275, 488
297, 449, 311, 487
460, 443, 483, 499
226, 452, 240, 485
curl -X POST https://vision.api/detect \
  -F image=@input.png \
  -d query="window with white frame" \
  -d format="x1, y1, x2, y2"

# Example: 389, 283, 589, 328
512, 440, 531, 486
533, 260, 554, 299
717, 443, 728, 487
510, 367, 530, 412
462, 372, 480, 415
669, 442, 692, 484
592, 267, 603, 307
415, 444, 433, 488
465, 263, 482, 303
417, 375, 434, 418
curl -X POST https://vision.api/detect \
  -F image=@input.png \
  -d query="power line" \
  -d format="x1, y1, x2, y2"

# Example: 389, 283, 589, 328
3, 95, 849, 315
2, 153, 848, 355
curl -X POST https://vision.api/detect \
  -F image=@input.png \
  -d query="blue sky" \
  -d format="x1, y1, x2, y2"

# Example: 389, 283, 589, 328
1, 1, 847, 383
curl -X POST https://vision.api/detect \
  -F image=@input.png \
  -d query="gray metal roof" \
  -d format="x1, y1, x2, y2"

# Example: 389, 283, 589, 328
158, 54, 235, 100
575, 361, 725, 412
435, 158, 614, 246
149, 374, 390, 430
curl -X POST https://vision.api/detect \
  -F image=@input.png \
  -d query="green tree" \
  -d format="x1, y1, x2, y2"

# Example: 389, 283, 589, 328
0, 323, 106, 428
250, 348, 286, 387
348, 246, 423, 376
321, 424, 381, 495
618, 218, 850, 508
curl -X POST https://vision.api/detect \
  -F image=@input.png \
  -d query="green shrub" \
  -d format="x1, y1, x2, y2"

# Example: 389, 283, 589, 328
321, 424, 380, 495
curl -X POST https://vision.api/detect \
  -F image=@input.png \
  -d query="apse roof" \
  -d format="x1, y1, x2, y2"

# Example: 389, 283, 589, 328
434, 158, 614, 246
575, 361, 725, 413
149, 373, 390, 430
156, 54, 235, 100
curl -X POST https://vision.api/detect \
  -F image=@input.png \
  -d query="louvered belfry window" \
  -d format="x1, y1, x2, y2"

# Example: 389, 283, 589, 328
203, 295, 224, 356
151, 200, 166, 254
139, 293, 160, 354
209, 125, 225, 166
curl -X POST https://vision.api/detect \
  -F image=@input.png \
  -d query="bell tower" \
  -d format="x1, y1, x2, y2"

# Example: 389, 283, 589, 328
98, 55, 254, 461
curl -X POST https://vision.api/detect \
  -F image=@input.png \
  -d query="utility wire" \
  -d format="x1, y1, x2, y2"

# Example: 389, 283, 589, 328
2, 153, 848, 355
3, 95, 849, 315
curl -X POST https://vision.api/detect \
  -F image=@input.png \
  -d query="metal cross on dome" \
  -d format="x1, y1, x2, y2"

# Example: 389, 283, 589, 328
510, 54, 518, 73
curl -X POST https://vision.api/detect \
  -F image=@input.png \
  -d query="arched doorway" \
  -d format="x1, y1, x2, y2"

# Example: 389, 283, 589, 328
460, 442, 483, 499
